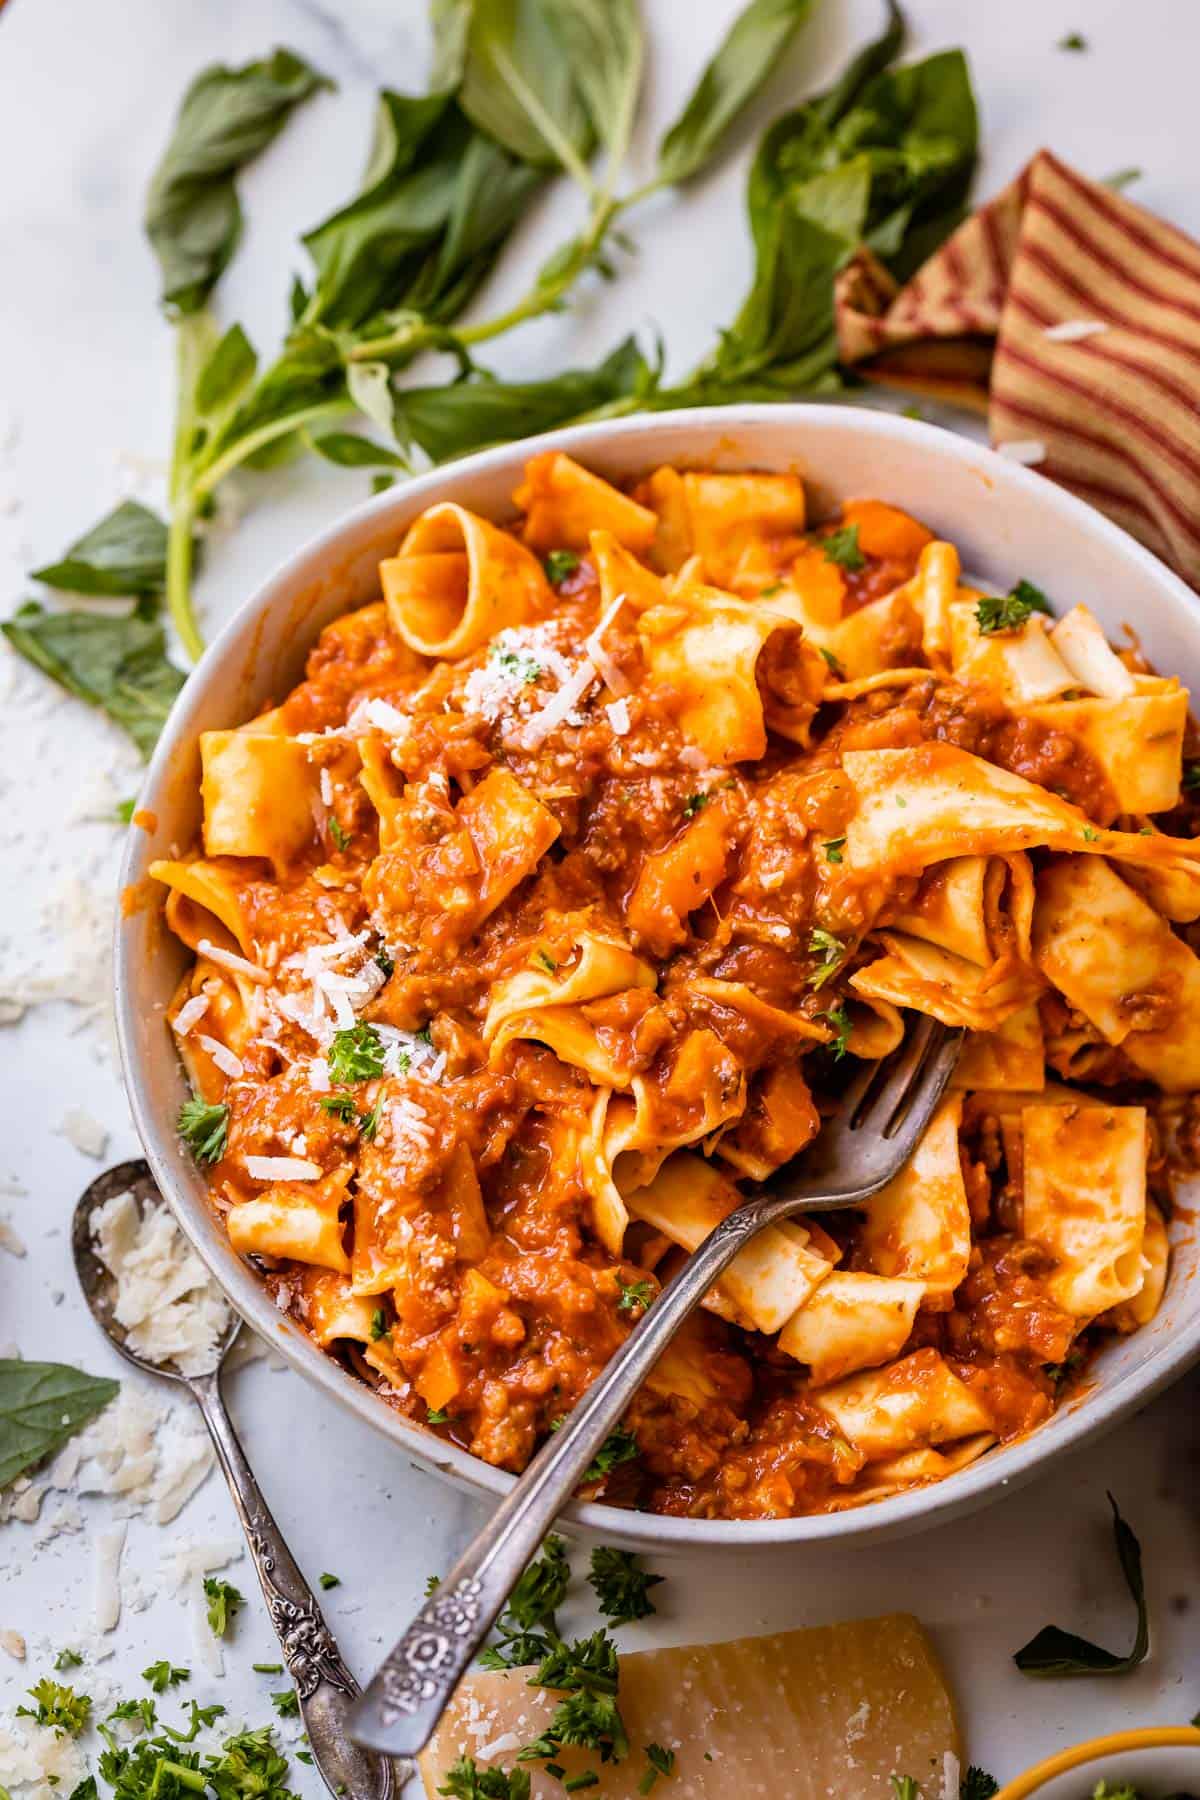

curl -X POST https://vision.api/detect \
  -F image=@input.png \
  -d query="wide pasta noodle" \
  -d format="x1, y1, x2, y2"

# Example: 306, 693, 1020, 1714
152, 451, 1198, 1522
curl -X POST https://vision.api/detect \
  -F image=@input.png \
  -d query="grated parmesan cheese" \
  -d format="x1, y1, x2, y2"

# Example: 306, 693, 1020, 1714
171, 993, 210, 1038
92, 1190, 230, 1376
995, 438, 1047, 466
244, 1154, 322, 1181
584, 592, 632, 697
57, 1106, 109, 1160
520, 656, 597, 747
196, 1033, 244, 1079
196, 936, 269, 984
93, 1522, 126, 1632
0, 1629, 25, 1661
605, 697, 631, 736
1043, 318, 1108, 342
0, 1216, 26, 1257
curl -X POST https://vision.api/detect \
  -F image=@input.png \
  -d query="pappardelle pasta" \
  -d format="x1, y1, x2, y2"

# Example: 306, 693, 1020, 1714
153, 451, 1200, 1520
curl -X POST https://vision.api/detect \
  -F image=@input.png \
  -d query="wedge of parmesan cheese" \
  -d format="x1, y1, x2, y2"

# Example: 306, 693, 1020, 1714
419, 1612, 959, 1798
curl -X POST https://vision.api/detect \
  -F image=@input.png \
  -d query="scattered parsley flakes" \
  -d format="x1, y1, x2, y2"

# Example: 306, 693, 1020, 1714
424, 1573, 442, 1597
1184, 762, 1200, 790
479, 1535, 570, 1672
252, 1662, 284, 1673
359, 1098, 384, 1142
533, 948, 557, 974
901, 403, 925, 420
1083, 826, 1099, 842
318, 1572, 340, 1590
545, 549, 581, 586
426, 1406, 453, 1425
375, 946, 395, 977
520, 1631, 630, 1767
328, 816, 352, 852
822, 836, 846, 864
821, 524, 866, 571
327, 1020, 386, 1084
369, 1308, 389, 1341
319, 1092, 358, 1123
975, 580, 1053, 635
16, 1678, 92, 1737
806, 927, 844, 988
437, 1756, 532, 1798
1058, 29, 1087, 48
681, 790, 709, 818
891, 1781, 922, 1800
115, 797, 137, 824
582, 1428, 640, 1487
760, 580, 784, 597
821, 1002, 852, 1059
565, 1775, 599, 1793
177, 1095, 229, 1165
270, 1687, 300, 1717
54, 1648, 83, 1671
961, 1768, 1000, 1799
490, 641, 543, 685
202, 1576, 244, 1639
588, 1548, 663, 1626
639, 1743, 676, 1794
616, 1274, 655, 1316
143, 1660, 189, 1693
818, 646, 843, 675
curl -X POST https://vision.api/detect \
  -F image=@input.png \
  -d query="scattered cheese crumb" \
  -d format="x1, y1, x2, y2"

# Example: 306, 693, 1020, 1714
57, 1106, 109, 1159
1043, 318, 1109, 342
0, 1629, 25, 1661
994, 438, 1046, 466
93, 1522, 126, 1632
0, 1216, 26, 1257
244, 1154, 322, 1181
92, 1190, 230, 1375
605, 697, 631, 736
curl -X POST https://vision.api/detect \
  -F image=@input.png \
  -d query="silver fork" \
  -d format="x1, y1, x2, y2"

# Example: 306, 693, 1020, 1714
349, 1014, 963, 1757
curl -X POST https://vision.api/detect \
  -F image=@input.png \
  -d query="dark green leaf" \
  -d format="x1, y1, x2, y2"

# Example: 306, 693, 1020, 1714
31, 500, 169, 597
3, 604, 186, 758
431, 0, 473, 88
203, 1576, 244, 1638
656, 0, 819, 187
145, 48, 332, 313
543, 0, 644, 158
178, 1096, 230, 1165
0, 1360, 119, 1489
394, 334, 657, 463
207, 327, 347, 466
308, 432, 406, 468
960, 1770, 1000, 1800
455, 0, 595, 170
194, 322, 258, 416
581, 1427, 640, 1486
588, 1547, 663, 1625
1013, 1494, 1149, 1676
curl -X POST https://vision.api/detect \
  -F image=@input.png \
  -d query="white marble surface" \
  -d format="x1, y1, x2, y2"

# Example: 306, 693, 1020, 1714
2, 0, 1199, 1790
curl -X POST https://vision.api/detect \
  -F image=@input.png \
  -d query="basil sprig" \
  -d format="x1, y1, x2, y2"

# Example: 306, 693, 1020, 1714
1013, 1494, 1150, 1676
0, 1359, 119, 1489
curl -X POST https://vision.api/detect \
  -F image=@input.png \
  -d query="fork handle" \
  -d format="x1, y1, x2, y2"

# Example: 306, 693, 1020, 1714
349, 1197, 788, 1758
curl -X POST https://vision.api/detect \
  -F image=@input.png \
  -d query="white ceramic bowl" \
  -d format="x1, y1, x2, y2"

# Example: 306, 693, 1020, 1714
116, 405, 1200, 1550
996, 1727, 1200, 1798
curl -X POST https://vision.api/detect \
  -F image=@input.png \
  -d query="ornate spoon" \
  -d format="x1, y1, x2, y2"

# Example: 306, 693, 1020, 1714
72, 1160, 400, 1800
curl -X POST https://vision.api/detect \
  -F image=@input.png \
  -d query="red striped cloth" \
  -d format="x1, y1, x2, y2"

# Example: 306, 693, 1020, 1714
836, 150, 1200, 588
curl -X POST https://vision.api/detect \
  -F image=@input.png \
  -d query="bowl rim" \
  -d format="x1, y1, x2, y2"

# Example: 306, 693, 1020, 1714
995, 1726, 1200, 1798
115, 401, 1200, 1548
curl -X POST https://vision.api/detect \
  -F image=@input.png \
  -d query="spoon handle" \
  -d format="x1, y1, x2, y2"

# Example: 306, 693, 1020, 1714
189, 1368, 397, 1800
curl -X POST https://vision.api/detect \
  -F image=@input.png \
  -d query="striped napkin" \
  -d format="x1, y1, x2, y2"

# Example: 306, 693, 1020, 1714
836, 150, 1200, 589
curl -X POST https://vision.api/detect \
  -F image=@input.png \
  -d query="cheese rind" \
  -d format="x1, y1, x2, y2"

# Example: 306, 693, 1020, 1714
419, 1612, 960, 1798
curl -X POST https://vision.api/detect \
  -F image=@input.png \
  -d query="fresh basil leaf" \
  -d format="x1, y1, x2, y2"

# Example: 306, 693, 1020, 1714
3, 605, 186, 757
346, 360, 400, 437
308, 432, 406, 468
431, 0, 472, 88
455, 0, 595, 171
208, 327, 346, 464
411, 126, 544, 326
656, 0, 818, 187
1013, 1494, 1149, 1677
393, 333, 656, 463
543, 0, 644, 159
194, 323, 258, 416
145, 48, 332, 314
31, 501, 168, 598
0, 1360, 120, 1489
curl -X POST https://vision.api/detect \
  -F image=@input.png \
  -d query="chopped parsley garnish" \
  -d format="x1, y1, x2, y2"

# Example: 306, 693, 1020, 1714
902, 403, 925, 420
115, 797, 137, 824
975, 580, 1053, 635
1044, 1349, 1083, 1389
760, 580, 784, 598
203, 1576, 244, 1639
822, 836, 846, 864
143, 1660, 189, 1692
806, 927, 845, 988
961, 1769, 1000, 1799
54, 1648, 83, 1671
94, 1713, 289, 1800
616, 1275, 655, 1316
821, 1002, 852, 1059
1184, 761, 1200, 790
682, 790, 709, 818
565, 1776, 600, 1792
891, 1781, 922, 1800
821, 524, 866, 571
318, 1571, 340, 1590
424, 1573, 442, 1597
519, 1631, 630, 1767
177, 1095, 229, 1165
639, 1743, 676, 1793
107, 1695, 158, 1731
328, 816, 352, 852
545, 549, 581, 586
319, 1093, 359, 1123
270, 1687, 300, 1716
588, 1548, 663, 1626
359, 1098, 384, 1142
252, 1662, 284, 1674
370, 1308, 389, 1341
818, 646, 843, 675
437, 1757, 532, 1798
327, 1021, 386, 1084
1013, 1492, 1148, 1676
581, 1428, 640, 1487
16, 1678, 92, 1736
533, 948, 557, 974
1083, 826, 1099, 842
478, 1534, 571, 1671
375, 946, 395, 978
426, 1406, 453, 1425
490, 642, 543, 684
1058, 29, 1087, 48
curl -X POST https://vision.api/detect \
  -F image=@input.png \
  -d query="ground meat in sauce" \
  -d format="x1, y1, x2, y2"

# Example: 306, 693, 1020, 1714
165, 474, 1179, 1522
